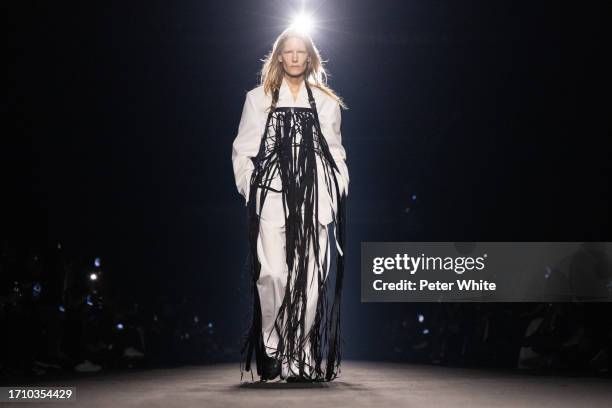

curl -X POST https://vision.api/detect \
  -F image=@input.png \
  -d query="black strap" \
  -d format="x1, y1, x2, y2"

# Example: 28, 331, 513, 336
304, 81, 324, 136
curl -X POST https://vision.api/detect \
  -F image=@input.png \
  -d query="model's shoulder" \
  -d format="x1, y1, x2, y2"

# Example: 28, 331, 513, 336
246, 85, 268, 101
311, 85, 340, 111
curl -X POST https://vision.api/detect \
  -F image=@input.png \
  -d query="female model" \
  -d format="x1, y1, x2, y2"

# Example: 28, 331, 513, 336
232, 27, 349, 383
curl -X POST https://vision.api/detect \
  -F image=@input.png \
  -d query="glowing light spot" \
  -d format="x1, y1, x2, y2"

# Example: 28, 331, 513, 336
290, 12, 315, 34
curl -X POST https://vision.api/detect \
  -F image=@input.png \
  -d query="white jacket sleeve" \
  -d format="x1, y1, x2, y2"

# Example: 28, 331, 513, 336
322, 101, 350, 196
231, 92, 261, 206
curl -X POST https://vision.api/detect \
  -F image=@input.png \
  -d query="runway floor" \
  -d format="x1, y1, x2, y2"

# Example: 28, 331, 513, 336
5, 361, 612, 407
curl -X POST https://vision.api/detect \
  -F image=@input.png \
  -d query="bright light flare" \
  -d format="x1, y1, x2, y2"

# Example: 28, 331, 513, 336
290, 12, 315, 34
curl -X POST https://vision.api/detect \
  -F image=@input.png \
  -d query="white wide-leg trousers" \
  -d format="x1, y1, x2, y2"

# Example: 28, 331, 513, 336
256, 215, 331, 378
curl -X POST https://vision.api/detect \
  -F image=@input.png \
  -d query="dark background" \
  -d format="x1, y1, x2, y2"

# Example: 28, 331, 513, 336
3, 0, 611, 361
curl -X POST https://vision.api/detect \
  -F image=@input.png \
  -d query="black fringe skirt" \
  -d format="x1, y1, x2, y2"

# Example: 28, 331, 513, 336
239, 104, 346, 382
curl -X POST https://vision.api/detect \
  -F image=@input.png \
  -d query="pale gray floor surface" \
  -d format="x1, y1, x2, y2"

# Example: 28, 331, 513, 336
5, 361, 612, 407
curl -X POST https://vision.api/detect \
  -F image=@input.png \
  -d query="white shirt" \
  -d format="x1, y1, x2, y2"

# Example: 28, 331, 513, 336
231, 77, 349, 242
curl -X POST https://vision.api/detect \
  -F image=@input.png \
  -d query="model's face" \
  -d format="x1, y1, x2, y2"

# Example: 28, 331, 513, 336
278, 37, 310, 77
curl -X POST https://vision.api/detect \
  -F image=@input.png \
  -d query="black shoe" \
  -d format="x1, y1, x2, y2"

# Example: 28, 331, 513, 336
261, 353, 281, 381
285, 375, 311, 383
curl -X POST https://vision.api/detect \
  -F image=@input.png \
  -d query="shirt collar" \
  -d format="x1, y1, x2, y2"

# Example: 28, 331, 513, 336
278, 76, 310, 108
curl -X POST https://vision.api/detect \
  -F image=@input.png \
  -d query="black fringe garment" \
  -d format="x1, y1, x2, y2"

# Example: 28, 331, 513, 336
239, 81, 346, 382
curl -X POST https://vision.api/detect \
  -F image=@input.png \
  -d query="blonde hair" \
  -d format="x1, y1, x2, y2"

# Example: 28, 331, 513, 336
258, 27, 347, 110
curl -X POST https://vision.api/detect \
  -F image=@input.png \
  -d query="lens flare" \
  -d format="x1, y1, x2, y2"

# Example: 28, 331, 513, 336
290, 12, 314, 34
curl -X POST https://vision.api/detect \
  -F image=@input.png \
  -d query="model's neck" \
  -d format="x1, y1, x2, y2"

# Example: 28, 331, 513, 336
284, 74, 304, 88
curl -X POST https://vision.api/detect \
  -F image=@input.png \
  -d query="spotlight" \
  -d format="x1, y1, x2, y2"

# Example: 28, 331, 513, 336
290, 12, 315, 34
90, 273, 98, 281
